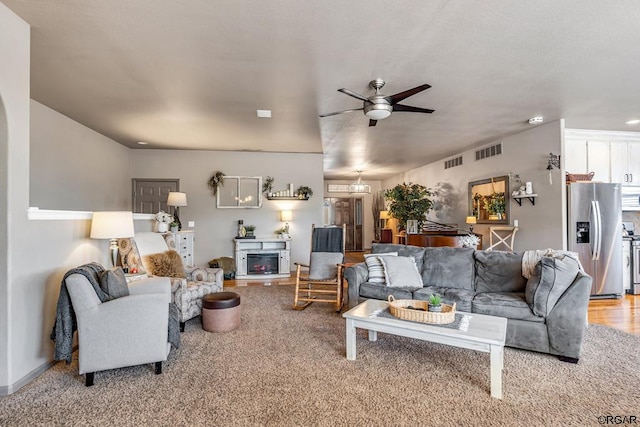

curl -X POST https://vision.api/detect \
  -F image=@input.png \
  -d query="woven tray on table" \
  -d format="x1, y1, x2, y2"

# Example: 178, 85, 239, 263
566, 172, 595, 183
387, 295, 456, 324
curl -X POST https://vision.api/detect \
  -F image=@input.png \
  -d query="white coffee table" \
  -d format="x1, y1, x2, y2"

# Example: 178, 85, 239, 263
343, 299, 507, 399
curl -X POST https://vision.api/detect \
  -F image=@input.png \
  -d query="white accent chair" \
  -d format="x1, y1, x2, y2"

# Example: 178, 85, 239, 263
65, 274, 172, 386
118, 232, 223, 331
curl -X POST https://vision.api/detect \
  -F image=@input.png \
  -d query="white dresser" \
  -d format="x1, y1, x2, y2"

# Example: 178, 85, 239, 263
162, 230, 195, 267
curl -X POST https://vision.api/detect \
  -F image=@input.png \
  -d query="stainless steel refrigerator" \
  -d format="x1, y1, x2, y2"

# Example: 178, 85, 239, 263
567, 182, 623, 298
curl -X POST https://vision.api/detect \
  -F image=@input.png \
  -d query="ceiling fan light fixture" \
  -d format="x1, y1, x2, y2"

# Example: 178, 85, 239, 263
364, 103, 392, 120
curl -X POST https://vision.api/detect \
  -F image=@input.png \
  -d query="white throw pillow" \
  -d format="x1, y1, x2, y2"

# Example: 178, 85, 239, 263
379, 256, 423, 290
364, 252, 398, 283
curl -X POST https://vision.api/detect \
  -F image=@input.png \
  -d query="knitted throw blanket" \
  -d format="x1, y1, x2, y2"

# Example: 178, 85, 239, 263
521, 249, 584, 279
51, 263, 180, 364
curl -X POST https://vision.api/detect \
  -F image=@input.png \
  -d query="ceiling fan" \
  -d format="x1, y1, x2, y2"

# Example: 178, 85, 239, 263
319, 79, 434, 127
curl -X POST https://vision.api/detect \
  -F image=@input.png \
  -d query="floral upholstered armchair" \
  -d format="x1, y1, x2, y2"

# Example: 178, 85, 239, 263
118, 232, 223, 331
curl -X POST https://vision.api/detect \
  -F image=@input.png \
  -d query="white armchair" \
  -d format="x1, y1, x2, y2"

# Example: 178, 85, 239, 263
118, 232, 223, 331
65, 274, 172, 386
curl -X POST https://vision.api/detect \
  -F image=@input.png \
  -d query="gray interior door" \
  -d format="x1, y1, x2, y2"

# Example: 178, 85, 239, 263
132, 179, 179, 213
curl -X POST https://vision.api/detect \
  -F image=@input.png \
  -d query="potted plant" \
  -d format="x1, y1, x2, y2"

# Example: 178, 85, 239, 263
428, 294, 442, 312
245, 225, 256, 237
484, 192, 506, 219
169, 220, 180, 233
460, 234, 480, 249
262, 176, 274, 195
275, 226, 289, 238
296, 185, 313, 199
383, 183, 434, 230
155, 211, 173, 233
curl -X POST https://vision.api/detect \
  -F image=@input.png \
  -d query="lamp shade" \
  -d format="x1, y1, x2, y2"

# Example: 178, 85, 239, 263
379, 210, 390, 220
167, 192, 187, 207
280, 210, 293, 222
90, 211, 135, 239
466, 216, 477, 225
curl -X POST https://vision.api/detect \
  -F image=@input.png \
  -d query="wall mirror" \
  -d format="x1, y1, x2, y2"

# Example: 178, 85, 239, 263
217, 176, 262, 208
468, 175, 509, 224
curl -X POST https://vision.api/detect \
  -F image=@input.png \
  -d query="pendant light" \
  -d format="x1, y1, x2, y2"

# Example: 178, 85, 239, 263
348, 171, 371, 194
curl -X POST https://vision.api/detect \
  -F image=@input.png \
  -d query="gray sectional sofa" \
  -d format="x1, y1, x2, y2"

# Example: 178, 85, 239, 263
344, 243, 593, 362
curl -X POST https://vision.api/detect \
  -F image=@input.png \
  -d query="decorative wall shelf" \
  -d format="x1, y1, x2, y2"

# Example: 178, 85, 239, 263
266, 196, 310, 201
513, 194, 538, 206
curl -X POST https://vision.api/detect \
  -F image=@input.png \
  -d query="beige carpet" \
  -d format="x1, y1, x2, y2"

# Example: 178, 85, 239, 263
1, 285, 638, 426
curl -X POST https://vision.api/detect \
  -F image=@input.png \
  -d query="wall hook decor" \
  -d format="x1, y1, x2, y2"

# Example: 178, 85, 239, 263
546, 153, 561, 184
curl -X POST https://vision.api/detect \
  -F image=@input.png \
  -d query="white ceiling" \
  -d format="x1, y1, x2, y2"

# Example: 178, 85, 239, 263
4, 0, 640, 180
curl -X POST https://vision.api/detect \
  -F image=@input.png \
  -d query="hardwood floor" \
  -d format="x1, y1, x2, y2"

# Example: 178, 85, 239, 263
588, 294, 639, 335
224, 251, 640, 336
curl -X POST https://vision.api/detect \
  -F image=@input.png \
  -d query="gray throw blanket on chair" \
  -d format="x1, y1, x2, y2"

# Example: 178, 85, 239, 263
51, 262, 180, 364
312, 227, 344, 252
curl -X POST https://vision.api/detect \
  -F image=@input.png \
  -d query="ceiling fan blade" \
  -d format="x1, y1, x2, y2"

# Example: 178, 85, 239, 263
369, 119, 378, 127
318, 108, 364, 118
393, 104, 435, 114
338, 88, 371, 102
386, 84, 431, 105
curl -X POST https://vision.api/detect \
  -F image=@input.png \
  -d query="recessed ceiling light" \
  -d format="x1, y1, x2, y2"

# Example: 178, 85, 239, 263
528, 116, 544, 124
137, 141, 149, 145
257, 110, 272, 118
625, 119, 640, 125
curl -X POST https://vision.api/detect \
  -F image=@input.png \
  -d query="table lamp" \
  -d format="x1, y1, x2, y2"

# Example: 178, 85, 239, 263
167, 191, 187, 230
466, 216, 477, 233
379, 210, 389, 229
280, 210, 292, 235
90, 211, 135, 267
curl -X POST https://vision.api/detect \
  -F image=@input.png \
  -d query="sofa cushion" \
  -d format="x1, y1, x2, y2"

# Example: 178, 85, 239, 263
413, 286, 476, 312
474, 250, 526, 293
380, 256, 423, 290
364, 252, 398, 283
421, 247, 475, 290
98, 267, 130, 300
472, 292, 543, 322
359, 282, 414, 301
372, 243, 426, 270
525, 256, 580, 317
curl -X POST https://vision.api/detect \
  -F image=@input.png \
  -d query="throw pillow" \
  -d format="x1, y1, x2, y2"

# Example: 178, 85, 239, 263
98, 267, 130, 300
525, 256, 580, 317
379, 256, 423, 290
364, 252, 398, 283
308, 252, 344, 280
144, 250, 186, 278
474, 250, 526, 293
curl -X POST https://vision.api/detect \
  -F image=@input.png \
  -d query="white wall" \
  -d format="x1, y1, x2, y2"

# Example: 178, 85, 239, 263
0, 3, 136, 393
130, 149, 325, 266
382, 120, 566, 251
30, 100, 132, 210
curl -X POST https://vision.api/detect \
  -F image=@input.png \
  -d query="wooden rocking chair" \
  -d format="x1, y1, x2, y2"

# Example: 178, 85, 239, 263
293, 224, 346, 311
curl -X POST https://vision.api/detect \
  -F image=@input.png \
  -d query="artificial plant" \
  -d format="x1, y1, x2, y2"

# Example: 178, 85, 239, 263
383, 182, 434, 229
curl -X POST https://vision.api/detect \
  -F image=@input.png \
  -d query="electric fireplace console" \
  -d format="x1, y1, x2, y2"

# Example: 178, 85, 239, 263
234, 237, 291, 279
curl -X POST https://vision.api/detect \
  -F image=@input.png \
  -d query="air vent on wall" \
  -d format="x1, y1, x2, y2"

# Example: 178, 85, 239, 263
444, 156, 463, 169
475, 142, 502, 161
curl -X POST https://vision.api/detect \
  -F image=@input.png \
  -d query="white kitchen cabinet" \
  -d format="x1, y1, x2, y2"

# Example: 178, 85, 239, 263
610, 141, 640, 184
564, 139, 610, 182
564, 139, 588, 174
586, 140, 610, 183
